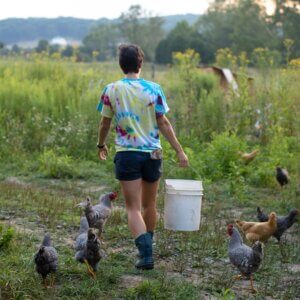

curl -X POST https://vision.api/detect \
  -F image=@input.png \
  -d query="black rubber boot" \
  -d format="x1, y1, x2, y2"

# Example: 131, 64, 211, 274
135, 232, 154, 270
148, 231, 154, 240
136, 231, 154, 258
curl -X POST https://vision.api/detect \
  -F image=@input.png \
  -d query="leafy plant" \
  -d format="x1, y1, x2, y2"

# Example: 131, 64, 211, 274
0, 225, 14, 250
38, 148, 77, 178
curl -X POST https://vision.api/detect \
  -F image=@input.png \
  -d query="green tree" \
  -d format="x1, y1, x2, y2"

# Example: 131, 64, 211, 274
0, 41, 4, 49
119, 5, 165, 61
36, 39, 49, 53
12, 44, 20, 53
119, 5, 144, 45
155, 21, 211, 64
195, 0, 277, 58
61, 45, 74, 57
49, 44, 60, 55
82, 23, 120, 60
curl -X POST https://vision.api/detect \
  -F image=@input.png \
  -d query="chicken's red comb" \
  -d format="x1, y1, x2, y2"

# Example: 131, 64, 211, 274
109, 192, 118, 200
227, 224, 234, 236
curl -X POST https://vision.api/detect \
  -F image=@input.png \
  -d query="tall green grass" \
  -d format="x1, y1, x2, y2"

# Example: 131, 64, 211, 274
0, 57, 299, 189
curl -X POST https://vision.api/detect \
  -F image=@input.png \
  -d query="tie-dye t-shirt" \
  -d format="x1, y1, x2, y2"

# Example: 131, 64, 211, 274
97, 78, 169, 152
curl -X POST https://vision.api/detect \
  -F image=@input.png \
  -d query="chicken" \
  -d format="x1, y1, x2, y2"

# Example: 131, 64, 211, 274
75, 217, 103, 279
257, 207, 299, 242
276, 167, 289, 186
77, 192, 117, 239
34, 233, 58, 288
227, 224, 263, 293
235, 212, 277, 243
238, 149, 259, 164
254, 120, 262, 138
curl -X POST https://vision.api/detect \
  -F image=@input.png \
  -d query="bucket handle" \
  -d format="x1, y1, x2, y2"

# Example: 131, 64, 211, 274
164, 159, 202, 180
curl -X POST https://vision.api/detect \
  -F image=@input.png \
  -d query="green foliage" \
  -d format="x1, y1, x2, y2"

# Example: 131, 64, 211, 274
166, 49, 224, 141
125, 280, 161, 299
36, 39, 49, 53
82, 23, 120, 61
0, 225, 14, 250
247, 135, 299, 187
38, 149, 77, 178
195, 0, 277, 60
119, 5, 165, 61
200, 132, 246, 181
156, 21, 213, 64
215, 48, 237, 69
216, 288, 236, 300
83, 5, 165, 62
251, 48, 282, 68
0, 56, 299, 192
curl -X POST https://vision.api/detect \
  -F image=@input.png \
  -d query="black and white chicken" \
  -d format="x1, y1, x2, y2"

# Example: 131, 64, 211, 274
75, 217, 103, 279
227, 224, 263, 293
34, 233, 58, 288
276, 167, 289, 187
77, 192, 118, 239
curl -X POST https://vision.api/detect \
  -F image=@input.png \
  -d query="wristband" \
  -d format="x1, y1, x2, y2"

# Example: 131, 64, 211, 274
97, 143, 106, 149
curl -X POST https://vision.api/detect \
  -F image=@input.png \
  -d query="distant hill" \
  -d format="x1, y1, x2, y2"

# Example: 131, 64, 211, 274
0, 14, 199, 46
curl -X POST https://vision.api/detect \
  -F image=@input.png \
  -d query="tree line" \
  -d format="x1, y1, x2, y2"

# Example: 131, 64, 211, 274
1, 0, 299, 64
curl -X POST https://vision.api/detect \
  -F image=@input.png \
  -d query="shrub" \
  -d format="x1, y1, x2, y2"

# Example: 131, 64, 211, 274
0, 225, 14, 250
200, 132, 247, 180
38, 148, 77, 178
247, 135, 299, 187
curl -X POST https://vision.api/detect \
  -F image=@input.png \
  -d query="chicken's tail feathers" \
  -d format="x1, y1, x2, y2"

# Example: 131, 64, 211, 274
252, 241, 264, 254
42, 233, 51, 247
257, 207, 269, 222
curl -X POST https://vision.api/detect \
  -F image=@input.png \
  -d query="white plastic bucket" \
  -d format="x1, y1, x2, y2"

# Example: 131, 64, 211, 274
164, 179, 203, 231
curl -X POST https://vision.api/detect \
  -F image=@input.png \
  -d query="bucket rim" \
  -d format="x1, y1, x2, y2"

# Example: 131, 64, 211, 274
165, 179, 203, 192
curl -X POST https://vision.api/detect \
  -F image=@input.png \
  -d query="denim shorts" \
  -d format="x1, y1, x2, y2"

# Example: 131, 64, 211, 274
114, 151, 162, 182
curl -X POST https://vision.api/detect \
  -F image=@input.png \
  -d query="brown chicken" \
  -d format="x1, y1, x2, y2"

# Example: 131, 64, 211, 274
238, 149, 259, 164
235, 212, 277, 243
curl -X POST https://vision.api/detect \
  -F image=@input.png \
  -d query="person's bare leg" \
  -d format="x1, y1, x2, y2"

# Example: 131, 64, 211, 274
121, 179, 146, 238
142, 179, 160, 232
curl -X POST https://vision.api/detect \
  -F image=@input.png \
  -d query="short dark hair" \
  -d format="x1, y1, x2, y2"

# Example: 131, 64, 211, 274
118, 44, 144, 74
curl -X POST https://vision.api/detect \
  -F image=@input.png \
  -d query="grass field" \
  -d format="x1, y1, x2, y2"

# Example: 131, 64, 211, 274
0, 56, 299, 299
0, 175, 299, 299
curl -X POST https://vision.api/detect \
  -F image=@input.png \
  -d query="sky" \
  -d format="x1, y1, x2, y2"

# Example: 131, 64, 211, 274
0, 0, 215, 20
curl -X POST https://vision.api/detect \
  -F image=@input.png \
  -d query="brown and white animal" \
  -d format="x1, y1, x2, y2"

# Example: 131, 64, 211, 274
235, 212, 277, 243
227, 224, 263, 293
77, 192, 118, 238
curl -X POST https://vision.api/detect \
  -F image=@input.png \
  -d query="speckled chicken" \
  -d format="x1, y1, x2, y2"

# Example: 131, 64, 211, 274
75, 217, 103, 278
77, 192, 118, 238
257, 207, 299, 242
34, 233, 58, 287
235, 212, 277, 243
227, 224, 263, 293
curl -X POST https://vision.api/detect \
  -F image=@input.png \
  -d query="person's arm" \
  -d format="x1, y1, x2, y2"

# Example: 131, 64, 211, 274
156, 115, 189, 167
97, 116, 112, 160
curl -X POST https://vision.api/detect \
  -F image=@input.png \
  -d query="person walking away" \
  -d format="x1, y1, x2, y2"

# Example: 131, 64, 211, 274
97, 44, 189, 269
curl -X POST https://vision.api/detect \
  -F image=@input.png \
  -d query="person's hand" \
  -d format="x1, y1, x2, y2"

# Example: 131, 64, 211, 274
177, 150, 189, 168
98, 145, 108, 160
